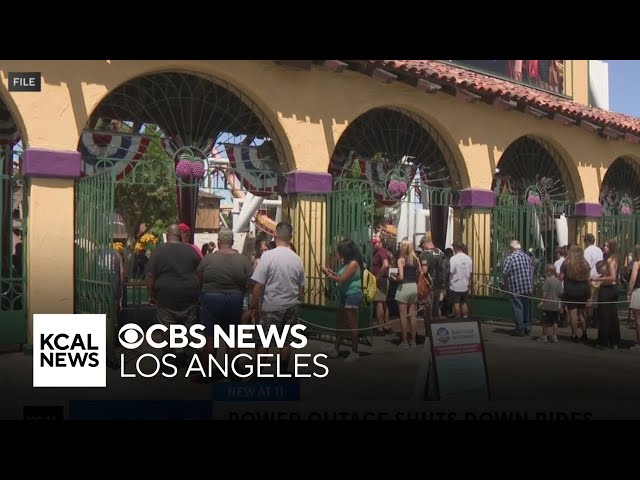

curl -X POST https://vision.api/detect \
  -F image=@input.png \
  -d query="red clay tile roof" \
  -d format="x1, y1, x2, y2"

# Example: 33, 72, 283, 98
359, 60, 640, 138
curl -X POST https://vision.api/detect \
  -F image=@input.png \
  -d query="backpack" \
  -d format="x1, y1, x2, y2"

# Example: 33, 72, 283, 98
423, 249, 446, 289
361, 268, 377, 304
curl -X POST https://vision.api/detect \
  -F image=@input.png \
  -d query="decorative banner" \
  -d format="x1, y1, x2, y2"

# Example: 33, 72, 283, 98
79, 130, 151, 180
224, 144, 279, 197
360, 160, 417, 207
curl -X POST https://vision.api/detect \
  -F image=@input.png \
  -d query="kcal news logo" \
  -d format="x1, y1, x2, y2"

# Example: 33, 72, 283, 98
33, 314, 106, 388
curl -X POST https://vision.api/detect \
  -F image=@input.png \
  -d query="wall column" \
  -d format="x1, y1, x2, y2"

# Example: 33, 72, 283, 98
459, 189, 495, 297
573, 202, 603, 247
285, 171, 333, 306
23, 148, 81, 346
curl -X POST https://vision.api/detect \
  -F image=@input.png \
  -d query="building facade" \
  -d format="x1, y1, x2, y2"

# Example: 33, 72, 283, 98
1, 59, 640, 346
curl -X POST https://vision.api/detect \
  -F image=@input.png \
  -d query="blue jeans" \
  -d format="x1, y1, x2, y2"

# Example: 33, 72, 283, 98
200, 292, 244, 336
508, 293, 531, 334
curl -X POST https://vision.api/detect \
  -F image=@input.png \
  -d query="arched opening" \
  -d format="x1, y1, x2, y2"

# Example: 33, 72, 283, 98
75, 71, 290, 363
599, 156, 640, 257
492, 135, 576, 204
491, 135, 575, 279
1, 99, 26, 343
329, 107, 462, 254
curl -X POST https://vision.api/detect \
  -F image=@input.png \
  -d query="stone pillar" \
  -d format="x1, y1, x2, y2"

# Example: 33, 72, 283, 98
23, 148, 81, 345
459, 189, 495, 297
285, 171, 333, 306
573, 202, 602, 247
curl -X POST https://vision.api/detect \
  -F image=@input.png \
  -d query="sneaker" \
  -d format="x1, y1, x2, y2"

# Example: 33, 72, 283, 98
630, 344, 640, 351
325, 347, 340, 359
536, 336, 548, 343
551, 335, 559, 344
344, 351, 360, 362
398, 342, 410, 350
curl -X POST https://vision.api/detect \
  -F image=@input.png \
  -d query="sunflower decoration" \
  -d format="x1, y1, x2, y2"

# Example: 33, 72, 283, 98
113, 242, 124, 252
140, 233, 158, 245
135, 242, 146, 253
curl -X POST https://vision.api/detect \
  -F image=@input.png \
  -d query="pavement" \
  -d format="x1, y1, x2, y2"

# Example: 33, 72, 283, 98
3, 315, 640, 420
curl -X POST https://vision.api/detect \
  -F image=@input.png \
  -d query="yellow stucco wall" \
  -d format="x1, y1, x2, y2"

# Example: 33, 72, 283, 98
568, 60, 590, 105
2, 60, 634, 200
26, 178, 75, 341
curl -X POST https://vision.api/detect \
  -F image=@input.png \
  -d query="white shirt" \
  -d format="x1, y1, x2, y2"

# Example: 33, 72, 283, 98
554, 257, 565, 274
449, 252, 472, 292
584, 245, 604, 279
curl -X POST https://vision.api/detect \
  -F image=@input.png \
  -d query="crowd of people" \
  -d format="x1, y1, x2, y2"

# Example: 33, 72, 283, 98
139, 221, 305, 381
110, 219, 640, 383
369, 235, 473, 349
502, 233, 640, 350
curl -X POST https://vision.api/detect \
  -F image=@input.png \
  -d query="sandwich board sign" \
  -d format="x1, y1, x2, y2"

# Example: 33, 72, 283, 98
427, 319, 490, 401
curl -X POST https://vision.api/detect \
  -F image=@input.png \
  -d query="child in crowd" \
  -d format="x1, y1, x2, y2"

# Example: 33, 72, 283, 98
538, 264, 564, 343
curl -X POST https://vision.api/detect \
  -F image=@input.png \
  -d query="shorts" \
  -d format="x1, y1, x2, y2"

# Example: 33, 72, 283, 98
395, 282, 418, 304
200, 292, 244, 336
631, 289, 640, 310
254, 305, 299, 346
563, 282, 590, 311
339, 291, 363, 310
449, 289, 468, 304
541, 310, 559, 326
375, 278, 389, 302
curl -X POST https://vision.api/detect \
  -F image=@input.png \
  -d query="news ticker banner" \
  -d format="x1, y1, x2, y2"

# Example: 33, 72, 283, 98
32, 314, 327, 388
22, 398, 640, 420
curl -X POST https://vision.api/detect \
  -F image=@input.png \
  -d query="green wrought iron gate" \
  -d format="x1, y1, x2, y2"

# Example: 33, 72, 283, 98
1, 146, 26, 345
600, 213, 640, 259
75, 170, 116, 363
291, 178, 374, 341
492, 197, 573, 285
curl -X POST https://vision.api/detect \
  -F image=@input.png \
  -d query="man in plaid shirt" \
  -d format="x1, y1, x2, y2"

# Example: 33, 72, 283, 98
502, 240, 534, 336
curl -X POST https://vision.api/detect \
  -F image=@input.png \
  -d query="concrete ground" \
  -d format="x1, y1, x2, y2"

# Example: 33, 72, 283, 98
3, 316, 640, 420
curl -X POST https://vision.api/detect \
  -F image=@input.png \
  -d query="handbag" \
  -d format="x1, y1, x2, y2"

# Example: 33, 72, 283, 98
417, 271, 431, 303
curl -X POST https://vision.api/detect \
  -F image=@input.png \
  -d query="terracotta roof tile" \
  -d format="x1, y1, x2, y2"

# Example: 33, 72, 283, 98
361, 60, 640, 137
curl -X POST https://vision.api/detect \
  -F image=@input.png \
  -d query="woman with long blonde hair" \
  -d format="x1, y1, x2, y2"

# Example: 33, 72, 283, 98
391, 239, 420, 349
559, 245, 591, 342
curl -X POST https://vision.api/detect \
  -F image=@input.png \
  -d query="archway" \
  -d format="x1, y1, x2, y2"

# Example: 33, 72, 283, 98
599, 156, 640, 257
329, 107, 462, 253
75, 71, 291, 364
491, 135, 576, 277
0, 98, 26, 344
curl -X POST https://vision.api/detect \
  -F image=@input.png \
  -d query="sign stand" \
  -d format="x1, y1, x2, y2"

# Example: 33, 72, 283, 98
425, 318, 491, 401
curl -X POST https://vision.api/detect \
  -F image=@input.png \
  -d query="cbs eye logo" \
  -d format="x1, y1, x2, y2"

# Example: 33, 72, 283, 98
118, 324, 145, 349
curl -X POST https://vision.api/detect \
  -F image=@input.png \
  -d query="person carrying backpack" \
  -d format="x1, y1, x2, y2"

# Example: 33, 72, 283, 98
419, 236, 446, 322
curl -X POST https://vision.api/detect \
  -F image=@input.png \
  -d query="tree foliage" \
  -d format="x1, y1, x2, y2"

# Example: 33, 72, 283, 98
113, 124, 178, 276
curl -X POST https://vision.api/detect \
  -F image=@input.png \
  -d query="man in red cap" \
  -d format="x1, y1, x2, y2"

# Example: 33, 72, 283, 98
179, 223, 204, 258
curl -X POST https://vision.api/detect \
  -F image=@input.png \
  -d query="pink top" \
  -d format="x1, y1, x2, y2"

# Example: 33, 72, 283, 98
189, 243, 203, 258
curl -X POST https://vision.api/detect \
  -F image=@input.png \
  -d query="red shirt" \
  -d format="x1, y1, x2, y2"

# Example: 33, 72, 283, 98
371, 247, 390, 277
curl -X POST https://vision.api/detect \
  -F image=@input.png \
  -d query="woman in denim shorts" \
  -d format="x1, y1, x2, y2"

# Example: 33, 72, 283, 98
322, 239, 364, 362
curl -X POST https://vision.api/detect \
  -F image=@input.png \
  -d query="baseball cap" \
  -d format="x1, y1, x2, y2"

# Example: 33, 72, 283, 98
179, 223, 191, 233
